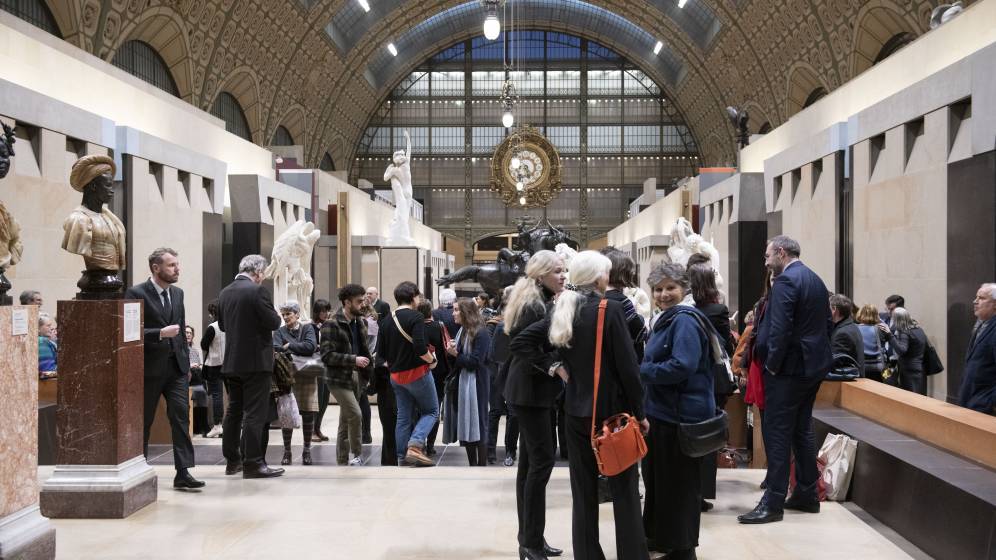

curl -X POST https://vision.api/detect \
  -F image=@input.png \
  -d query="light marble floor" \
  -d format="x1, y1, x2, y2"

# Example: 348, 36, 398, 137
38, 409, 923, 559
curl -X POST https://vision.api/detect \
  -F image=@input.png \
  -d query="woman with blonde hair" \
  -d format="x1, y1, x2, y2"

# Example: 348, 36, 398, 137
503, 249, 567, 560
514, 250, 649, 559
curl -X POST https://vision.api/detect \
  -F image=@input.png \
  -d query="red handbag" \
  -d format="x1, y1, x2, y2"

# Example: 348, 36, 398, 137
590, 300, 648, 476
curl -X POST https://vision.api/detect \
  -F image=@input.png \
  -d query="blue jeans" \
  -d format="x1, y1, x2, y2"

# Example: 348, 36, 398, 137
392, 373, 439, 457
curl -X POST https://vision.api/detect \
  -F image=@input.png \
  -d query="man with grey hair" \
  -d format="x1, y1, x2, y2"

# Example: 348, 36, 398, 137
19, 290, 42, 306
218, 254, 283, 478
125, 247, 202, 489
739, 235, 832, 524
366, 286, 391, 321
432, 287, 459, 338
959, 283, 996, 415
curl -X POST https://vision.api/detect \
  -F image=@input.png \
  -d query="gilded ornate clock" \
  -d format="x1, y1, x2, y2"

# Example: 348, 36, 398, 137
489, 125, 562, 208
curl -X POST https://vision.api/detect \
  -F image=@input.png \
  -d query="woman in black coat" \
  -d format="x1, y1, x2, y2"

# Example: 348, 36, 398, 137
687, 263, 733, 512
513, 250, 649, 560
881, 307, 928, 395
502, 249, 567, 560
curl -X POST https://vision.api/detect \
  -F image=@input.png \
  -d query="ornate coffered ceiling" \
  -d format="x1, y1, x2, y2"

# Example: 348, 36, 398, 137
41, 0, 954, 172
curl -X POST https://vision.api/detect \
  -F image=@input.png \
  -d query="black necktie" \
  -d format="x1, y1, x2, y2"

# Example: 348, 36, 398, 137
161, 287, 172, 321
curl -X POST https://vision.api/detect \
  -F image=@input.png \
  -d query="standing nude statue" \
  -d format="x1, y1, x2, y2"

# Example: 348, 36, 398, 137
384, 129, 414, 246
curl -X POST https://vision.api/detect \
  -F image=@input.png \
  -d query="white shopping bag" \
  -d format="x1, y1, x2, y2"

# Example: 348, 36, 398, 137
818, 433, 858, 501
276, 392, 302, 429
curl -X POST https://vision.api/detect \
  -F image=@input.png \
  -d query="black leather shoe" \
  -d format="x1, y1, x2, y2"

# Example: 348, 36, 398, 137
225, 462, 242, 475
519, 546, 548, 560
173, 471, 206, 489
542, 539, 562, 557
737, 503, 784, 524
243, 465, 285, 479
664, 549, 697, 560
784, 494, 820, 513
362, 433, 373, 444
700, 499, 714, 512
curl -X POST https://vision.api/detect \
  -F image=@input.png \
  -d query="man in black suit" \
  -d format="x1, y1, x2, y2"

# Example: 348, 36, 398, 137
366, 286, 391, 320
739, 235, 832, 524
959, 283, 996, 415
217, 254, 284, 478
124, 248, 203, 490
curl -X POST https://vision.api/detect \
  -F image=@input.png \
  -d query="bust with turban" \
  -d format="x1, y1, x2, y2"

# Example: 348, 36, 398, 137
61, 154, 127, 272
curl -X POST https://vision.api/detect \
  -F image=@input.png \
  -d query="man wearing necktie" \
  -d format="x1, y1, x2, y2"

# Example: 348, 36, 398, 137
125, 247, 203, 489
959, 283, 996, 415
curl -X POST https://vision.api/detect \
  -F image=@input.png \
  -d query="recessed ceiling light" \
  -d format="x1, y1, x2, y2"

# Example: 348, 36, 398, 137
678, 0, 688, 7
387, 43, 398, 56
358, 0, 371, 12
653, 41, 663, 55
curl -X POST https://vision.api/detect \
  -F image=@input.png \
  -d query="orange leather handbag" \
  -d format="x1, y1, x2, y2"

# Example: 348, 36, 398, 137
590, 300, 648, 476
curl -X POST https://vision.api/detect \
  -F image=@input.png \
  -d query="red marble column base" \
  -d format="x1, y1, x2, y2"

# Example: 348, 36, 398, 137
0, 506, 55, 560
39, 457, 157, 519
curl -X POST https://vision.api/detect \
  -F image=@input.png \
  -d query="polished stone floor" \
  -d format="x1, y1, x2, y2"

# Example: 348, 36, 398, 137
40, 408, 927, 559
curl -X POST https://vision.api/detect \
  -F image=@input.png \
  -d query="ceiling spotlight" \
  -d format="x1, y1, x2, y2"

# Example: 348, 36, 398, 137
653, 41, 663, 55
678, 0, 688, 8
930, 2, 964, 28
357, 0, 371, 12
482, 0, 502, 40
726, 106, 750, 149
387, 43, 398, 56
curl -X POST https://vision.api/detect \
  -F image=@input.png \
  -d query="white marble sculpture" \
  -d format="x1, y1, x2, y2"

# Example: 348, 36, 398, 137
384, 129, 414, 246
265, 220, 321, 321
557, 242, 652, 322
667, 217, 725, 292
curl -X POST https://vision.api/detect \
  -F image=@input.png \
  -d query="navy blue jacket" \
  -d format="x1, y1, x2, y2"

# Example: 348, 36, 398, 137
960, 320, 996, 414
432, 306, 459, 339
754, 261, 833, 378
640, 305, 716, 424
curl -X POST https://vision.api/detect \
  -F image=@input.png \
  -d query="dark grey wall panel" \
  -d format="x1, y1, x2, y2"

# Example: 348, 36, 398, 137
946, 150, 996, 403
729, 220, 769, 327
201, 212, 223, 330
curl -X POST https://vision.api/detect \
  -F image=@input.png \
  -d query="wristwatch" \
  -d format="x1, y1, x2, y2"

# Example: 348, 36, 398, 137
548, 361, 562, 377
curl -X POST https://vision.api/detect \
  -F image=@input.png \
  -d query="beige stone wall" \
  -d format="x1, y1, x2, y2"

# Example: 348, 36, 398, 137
852, 107, 951, 398
770, 154, 840, 290
0, 117, 110, 316
700, 195, 732, 288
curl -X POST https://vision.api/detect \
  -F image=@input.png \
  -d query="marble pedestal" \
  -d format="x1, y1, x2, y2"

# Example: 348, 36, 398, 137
380, 246, 427, 307
0, 306, 56, 559
40, 300, 156, 519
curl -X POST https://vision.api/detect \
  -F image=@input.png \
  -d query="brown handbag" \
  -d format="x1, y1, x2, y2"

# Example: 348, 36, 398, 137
590, 299, 648, 476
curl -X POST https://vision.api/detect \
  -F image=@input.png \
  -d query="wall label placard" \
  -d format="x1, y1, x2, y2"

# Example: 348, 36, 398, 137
123, 302, 141, 342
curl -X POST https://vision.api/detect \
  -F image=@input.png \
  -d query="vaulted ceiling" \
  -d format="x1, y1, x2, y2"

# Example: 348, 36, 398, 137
40, 0, 954, 172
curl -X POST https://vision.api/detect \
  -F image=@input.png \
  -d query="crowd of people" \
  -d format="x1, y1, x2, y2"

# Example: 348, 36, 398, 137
14, 234, 996, 559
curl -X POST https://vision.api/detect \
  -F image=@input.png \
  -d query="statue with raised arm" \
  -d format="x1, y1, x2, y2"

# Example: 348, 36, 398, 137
265, 220, 321, 321
667, 217, 725, 292
62, 154, 127, 298
0, 122, 22, 304
384, 129, 414, 246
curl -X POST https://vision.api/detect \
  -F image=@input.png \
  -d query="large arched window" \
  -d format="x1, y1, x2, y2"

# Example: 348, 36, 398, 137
803, 87, 828, 108
111, 40, 180, 97
271, 126, 294, 146
319, 153, 335, 171
352, 31, 701, 240
0, 0, 60, 36
873, 33, 914, 65
210, 92, 252, 142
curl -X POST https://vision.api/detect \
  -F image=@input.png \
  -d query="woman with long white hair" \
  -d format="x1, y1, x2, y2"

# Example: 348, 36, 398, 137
503, 249, 567, 560
513, 250, 649, 559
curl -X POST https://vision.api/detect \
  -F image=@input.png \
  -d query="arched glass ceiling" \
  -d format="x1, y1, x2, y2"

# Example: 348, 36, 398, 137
364, 0, 689, 91
327, 0, 720, 56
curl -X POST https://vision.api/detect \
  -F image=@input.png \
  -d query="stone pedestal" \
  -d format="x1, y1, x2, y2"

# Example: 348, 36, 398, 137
380, 246, 427, 307
40, 299, 156, 519
0, 306, 56, 559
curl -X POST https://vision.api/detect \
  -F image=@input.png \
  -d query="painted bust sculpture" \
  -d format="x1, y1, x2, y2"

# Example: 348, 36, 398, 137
0, 122, 22, 305
383, 129, 414, 245
62, 154, 127, 297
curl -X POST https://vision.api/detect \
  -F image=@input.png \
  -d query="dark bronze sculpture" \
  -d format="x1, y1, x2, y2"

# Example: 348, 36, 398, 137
61, 154, 126, 299
0, 122, 21, 305
436, 216, 574, 306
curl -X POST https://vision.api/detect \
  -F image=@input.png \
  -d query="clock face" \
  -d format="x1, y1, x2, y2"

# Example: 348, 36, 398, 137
490, 126, 562, 208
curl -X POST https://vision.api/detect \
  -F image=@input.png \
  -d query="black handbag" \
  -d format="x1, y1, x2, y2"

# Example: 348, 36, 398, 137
678, 410, 729, 458
826, 353, 860, 381
923, 339, 944, 376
